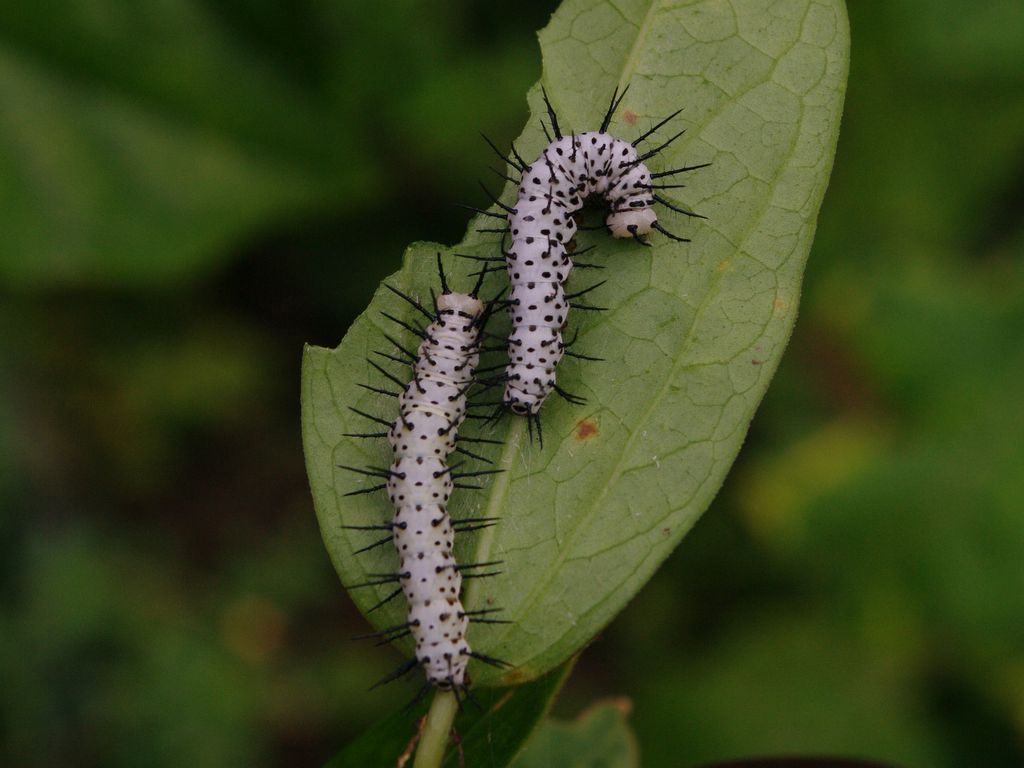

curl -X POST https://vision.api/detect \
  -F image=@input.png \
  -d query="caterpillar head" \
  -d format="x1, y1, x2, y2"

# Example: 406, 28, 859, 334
503, 387, 548, 417
606, 206, 658, 239
506, 398, 533, 416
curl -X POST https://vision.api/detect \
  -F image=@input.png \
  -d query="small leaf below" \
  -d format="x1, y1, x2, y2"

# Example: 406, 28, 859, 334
510, 699, 639, 768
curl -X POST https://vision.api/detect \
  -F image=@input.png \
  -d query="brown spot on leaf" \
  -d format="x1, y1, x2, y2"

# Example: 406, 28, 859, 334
500, 666, 534, 686
623, 109, 638, 125
574, 419, 599, 440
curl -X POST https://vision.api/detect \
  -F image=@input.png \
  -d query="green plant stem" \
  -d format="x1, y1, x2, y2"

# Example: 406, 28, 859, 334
413, 690, 458, 768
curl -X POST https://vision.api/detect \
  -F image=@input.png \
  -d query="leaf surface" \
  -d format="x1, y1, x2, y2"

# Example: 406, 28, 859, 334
302, 0, 849, 686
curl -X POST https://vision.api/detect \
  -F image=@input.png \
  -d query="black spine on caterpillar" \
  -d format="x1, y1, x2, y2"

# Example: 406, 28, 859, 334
344, 259, 512, 693
497, 87, 707, 419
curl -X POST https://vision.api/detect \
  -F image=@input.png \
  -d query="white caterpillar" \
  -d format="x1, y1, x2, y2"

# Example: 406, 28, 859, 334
388, 287, 480, 689
489, 87, 706, 424
344, 261, 508, 693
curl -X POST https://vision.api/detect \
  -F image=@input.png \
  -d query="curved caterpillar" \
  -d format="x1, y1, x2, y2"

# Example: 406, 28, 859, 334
342, 257, 510, 695
467, 87, 708, 435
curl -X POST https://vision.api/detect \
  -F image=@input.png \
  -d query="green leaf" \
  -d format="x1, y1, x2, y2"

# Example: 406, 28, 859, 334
324, 661, 573, 768
510, 699, 639, 768
302, 0, 849, 686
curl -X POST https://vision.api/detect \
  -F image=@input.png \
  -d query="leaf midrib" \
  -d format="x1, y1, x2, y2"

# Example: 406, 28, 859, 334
465, 0, 666, 619
465, 418, 526, 608
467, 0, 677, 654
615, 0, 660, 95
476, 0, 816, 661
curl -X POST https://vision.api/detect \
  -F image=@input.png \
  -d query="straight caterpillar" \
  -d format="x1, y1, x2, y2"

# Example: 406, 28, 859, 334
341, 257, 510, 697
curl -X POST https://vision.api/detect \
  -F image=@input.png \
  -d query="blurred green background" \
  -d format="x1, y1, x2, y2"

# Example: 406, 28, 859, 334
2, 1, 1022, 766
